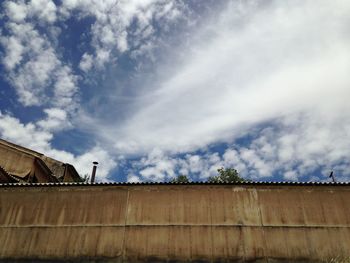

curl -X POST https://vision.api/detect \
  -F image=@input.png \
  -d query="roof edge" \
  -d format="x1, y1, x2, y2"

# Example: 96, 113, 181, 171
0, 181, 349, 187
0, 138, 44, 157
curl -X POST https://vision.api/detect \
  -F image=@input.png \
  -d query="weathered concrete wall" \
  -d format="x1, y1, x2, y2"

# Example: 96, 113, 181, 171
0, 184, 349, 262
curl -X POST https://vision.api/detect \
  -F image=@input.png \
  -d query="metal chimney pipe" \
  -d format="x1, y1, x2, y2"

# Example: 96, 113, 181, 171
91, 161, 98, 183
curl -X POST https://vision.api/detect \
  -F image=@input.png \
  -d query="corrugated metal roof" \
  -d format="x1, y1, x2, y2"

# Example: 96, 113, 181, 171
0, 180, 349, 187
0, 165, 11, 177
0, 165, 18, 183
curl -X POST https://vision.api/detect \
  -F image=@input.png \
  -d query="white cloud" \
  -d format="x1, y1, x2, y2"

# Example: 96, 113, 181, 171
129, 150, 226, 182
136, 148, 177, 181
27, 0, 57, 23
284, 171, 298, 181
127, 107, 350, 181
37, 108, 69, 131
52, 66, 78, 109
0, 10, 79, 134
221, 109, 350, 180
84, 0, 350, 181
4, 1, 27, 23
70, 146, 117, 181
0, 111, 53, 151
4, 0, 57, 23
127, 174, 141, 183
1, 36, 24, 70
0, 1, 103, 179
60, 0, 187, 69
1, 21, 77, 108
84, 0, 350, 159
11, 47, 58, 106
79, 53, 93, 72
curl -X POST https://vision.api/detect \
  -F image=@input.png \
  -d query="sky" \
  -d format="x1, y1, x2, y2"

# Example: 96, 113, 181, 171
0, 0, 349, 182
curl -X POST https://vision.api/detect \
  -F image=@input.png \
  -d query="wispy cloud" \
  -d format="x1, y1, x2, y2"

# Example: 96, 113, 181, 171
90, 0, 350, 180
95, 0, 350, 156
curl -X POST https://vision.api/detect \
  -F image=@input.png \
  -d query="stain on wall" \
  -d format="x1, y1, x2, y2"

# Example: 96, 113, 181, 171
0, 184, 349, 262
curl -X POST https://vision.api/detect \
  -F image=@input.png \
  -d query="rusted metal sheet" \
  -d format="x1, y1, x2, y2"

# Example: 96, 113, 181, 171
0, 139, 81, 182
230, 187, 261, 226
211, 226, 244, 260
0, 184, 350, 262
259, 188, 306, 226
0, 226, 125, 260
0, 187, 128, 226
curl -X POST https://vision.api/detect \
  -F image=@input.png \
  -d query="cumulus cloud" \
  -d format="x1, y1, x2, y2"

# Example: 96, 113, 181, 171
128, 107, 350, 181
137, 149, 177, 181
0, 21, 78, 109
52, 66, 78, 109
0, 111, 53, 151
60, 0, 187, 69
0, 36, 24, 70
5, 0, 57, 23
0, 1, 79, 137
220, 109, 350, 180
79, 53, 93, 72
4, 1, 28, 23
37, 108, 69, 131
128, 150, 223, 182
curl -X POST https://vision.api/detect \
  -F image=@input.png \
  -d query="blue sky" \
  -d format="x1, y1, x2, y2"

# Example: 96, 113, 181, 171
0, 0, 349, 182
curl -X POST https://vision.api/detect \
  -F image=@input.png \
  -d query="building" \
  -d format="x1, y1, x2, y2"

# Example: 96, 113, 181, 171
0, 182, 349, 262
0, 139, 81, 183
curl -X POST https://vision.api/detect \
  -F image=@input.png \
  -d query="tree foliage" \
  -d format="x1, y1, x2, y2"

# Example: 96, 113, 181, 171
170, 168, 244, 184
208, 167, 244, 183
78, 174, 90, 183
170, 175, 190, 183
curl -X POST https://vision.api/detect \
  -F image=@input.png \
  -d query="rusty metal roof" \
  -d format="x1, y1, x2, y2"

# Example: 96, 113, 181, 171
0, 180, 349, 187
0, 165, 18, 183
0, 166, 11, 177
0, 138, 81, 182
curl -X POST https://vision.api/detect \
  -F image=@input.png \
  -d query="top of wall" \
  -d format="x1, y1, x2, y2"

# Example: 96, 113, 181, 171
0, 180, 349, 188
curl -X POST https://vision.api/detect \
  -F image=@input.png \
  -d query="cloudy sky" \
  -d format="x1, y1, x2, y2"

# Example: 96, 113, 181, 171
0, 0, 349, 182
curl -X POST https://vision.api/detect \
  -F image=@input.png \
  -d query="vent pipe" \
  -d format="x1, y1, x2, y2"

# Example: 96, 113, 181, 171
91, 161, 98, 183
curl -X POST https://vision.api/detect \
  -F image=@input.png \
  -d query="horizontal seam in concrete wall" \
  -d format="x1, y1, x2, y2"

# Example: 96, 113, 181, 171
1, 224, 349, 228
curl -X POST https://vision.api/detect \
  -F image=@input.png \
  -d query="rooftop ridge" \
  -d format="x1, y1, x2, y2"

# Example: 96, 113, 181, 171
0, 138, 44, 157
0, 138, 76, 168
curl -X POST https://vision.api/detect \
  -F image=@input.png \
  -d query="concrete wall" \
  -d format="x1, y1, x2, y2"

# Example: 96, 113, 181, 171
0, 184, 349, 262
